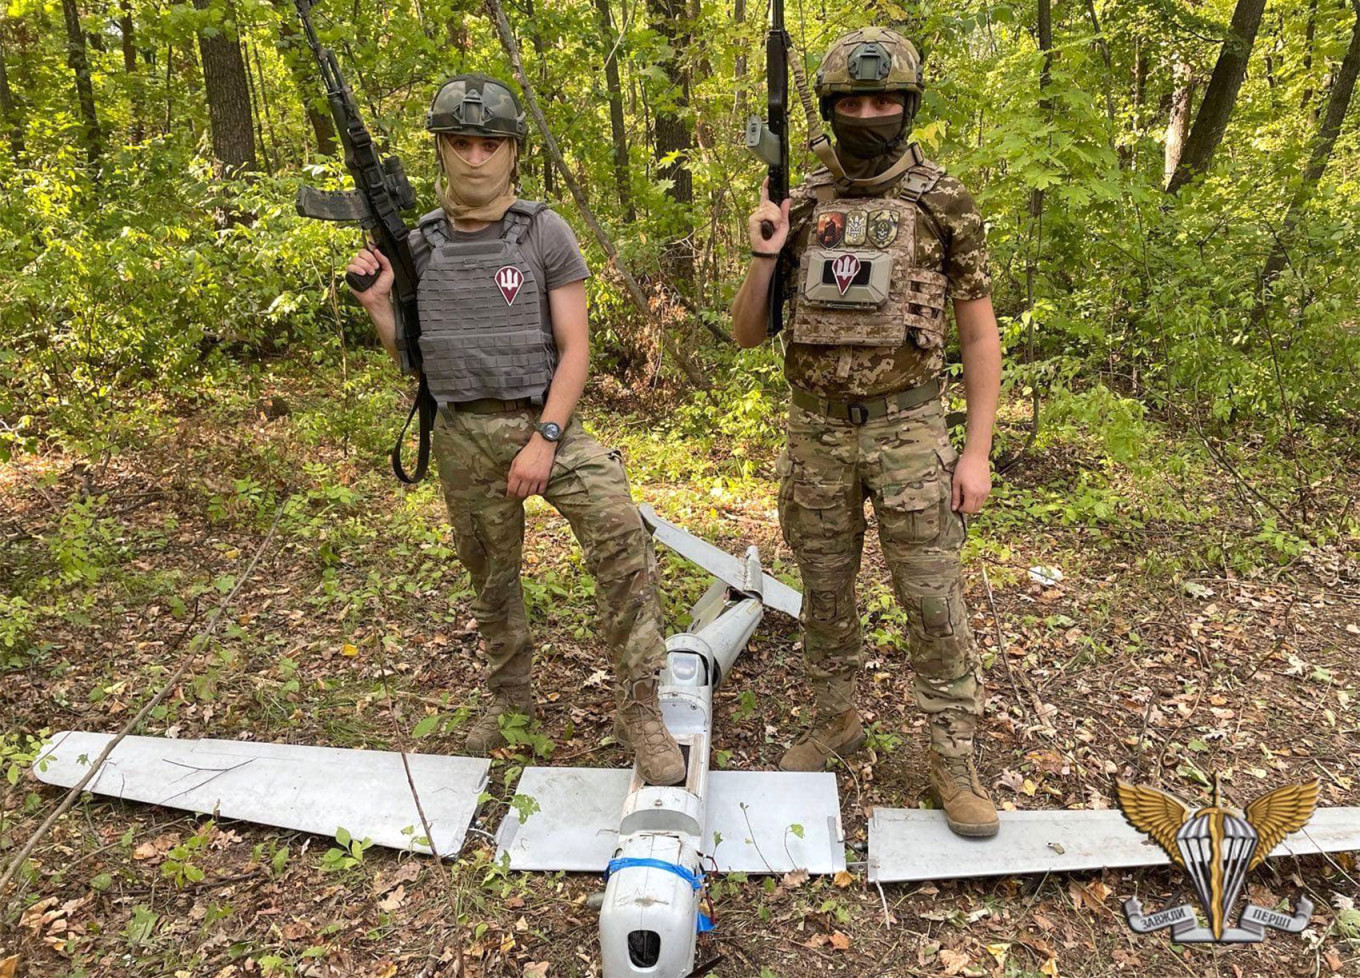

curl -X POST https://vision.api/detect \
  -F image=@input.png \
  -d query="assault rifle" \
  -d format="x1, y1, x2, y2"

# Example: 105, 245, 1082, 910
292, 0, 434, 484
744, 0, 790, 337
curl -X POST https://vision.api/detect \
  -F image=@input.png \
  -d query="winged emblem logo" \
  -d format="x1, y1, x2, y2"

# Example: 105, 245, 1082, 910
1115, 778, 1319, 943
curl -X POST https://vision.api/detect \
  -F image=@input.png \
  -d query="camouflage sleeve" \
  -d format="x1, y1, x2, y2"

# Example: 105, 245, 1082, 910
924, 175, 991, 301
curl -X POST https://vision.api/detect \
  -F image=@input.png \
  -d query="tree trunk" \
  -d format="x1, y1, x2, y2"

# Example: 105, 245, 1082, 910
594, 0, 634, 221
120, 0, 136, 73
521, 0, 555, 196
1030, 0, 1052, 222
1253, 0, 1360, 319
269, 0, 337, 157
193, 0, 257, 178
1300, 0, 1319, 112
1166, 0, 1268, 194
120, 0, 146, 143
0, 24, 23, 156
647, 0, 693, 285
1164, 58, 1194, 187
1082, 0, 1116, 129
734, 0, 747, 90
483, 0, 708, 388
61, 0, 101, 165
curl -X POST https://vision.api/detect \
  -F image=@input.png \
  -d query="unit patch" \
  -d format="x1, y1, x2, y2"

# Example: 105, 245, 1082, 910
844, 210, 868, 247
830, 254, 861, 296
867, 209, 899, 248
815, 212, 846, 248
495, 265, 524, 306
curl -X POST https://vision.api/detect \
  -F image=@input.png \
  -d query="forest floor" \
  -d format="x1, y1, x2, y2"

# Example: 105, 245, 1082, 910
2, 353, 1359, 978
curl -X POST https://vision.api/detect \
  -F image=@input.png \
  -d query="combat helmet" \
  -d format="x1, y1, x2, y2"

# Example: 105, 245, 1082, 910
426, 73, 527, 143
814, 28, 924, 121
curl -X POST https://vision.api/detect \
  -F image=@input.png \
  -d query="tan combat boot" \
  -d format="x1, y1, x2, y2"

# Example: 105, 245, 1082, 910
778, 710, 867, 771
465, 685, 535, 756
611, 684, 631, 747
617, 678, 685, 785
928, 750, 999, 838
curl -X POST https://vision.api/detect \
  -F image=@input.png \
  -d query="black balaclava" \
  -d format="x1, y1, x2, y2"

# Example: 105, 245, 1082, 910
830, 95, 910, 183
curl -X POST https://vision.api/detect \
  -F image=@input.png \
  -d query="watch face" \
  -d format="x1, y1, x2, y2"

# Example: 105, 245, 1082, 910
539, 423, 561, 442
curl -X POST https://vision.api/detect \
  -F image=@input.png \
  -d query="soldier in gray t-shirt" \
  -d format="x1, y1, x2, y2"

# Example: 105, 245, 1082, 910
346, 74, 685, 787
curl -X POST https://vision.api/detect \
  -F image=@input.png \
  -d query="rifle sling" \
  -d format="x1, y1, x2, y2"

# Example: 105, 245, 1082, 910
391, 377, 437, 484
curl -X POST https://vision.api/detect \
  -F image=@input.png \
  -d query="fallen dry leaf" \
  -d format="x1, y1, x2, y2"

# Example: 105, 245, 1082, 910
781, 869, 809, 889
19, 898, 57, 935
133, 833, 180, 862
282, 922, 308, 941
939, 948, 971, 976
523, 963, 550, 978
832, 870, 854, 889
372, 861, 420, 896
986, 943, 1010, 968
0, 954, 17, 978
829, 932, 851, 951
377, 885, 406, 913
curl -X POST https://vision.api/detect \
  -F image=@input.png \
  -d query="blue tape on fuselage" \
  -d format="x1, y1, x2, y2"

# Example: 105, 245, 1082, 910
604, 857, 704, 890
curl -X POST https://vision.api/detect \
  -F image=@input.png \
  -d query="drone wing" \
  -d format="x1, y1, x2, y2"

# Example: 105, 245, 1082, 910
1246, 780, 1320, 869
1115, 781, 1191, 868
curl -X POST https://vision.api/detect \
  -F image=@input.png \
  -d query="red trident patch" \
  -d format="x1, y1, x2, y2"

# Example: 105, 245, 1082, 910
495, 265, 524, 306
830, 254, 861, 296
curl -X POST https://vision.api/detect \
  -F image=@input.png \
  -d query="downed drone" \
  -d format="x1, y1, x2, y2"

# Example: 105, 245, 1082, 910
35, 508, 1360, 977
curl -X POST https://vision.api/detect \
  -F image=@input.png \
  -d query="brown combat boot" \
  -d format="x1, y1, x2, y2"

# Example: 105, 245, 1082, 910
617, 678, 685, 785
778, 710, 867, 771
465, 685, 535, 756
928, 750, 999, 838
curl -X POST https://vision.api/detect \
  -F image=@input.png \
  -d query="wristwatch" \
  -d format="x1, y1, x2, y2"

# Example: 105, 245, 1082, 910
535, 421, 562, 443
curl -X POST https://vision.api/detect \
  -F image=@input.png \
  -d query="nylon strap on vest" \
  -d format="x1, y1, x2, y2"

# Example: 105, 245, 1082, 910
417, 199, 546, 249
899, 156, 946, 202
393, 200, 548, 484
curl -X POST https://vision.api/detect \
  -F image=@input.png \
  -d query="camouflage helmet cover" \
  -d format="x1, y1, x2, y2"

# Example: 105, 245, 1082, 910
426, 73, 527, 142
814, 27, 924, 119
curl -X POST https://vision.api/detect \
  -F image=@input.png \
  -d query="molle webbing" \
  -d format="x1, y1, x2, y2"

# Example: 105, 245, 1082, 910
415, 200, 556, 406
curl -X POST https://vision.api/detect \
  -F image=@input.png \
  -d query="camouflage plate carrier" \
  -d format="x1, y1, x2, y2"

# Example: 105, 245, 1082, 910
789, 144, 948, 353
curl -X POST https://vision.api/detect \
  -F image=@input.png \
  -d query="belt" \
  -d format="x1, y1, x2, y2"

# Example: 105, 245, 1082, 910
450, 397, 538, 414
790, 378, 941, 424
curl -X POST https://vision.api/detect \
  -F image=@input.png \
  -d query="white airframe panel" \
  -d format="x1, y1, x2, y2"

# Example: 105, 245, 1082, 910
869, 806, 1360, 883
497, 767, 845, 875
35, 731, 489, 857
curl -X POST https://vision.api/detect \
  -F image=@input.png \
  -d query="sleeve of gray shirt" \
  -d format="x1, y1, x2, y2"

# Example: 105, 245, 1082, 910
531, 208, 591, 290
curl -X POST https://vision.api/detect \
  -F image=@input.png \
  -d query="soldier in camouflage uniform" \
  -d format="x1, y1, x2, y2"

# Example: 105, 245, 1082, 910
347, 75, 684, 786
731, 30, 1002, 836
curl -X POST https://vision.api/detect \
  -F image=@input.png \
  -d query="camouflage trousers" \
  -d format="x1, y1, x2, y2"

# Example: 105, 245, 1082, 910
776, 395, 983, 756
432, 408, 667, 692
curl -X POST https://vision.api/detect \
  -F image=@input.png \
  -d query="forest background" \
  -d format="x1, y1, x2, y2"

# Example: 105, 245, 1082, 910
2, 0, 1360, 975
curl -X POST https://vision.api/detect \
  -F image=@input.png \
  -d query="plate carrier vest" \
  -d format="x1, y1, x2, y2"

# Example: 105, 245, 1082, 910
414, 200, 555, 406
788, 153, 949, 351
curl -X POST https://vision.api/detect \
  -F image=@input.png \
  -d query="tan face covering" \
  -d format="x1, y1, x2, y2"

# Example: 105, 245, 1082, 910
434, 136, 518, 223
